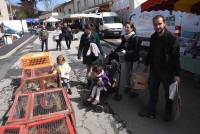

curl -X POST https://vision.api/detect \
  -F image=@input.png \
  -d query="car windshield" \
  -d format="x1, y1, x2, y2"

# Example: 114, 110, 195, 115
103, 16, 120, 23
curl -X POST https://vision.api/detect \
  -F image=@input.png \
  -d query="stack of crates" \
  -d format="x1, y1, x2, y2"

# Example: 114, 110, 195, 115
20, 52, 53, 85
0, 52, 76, 134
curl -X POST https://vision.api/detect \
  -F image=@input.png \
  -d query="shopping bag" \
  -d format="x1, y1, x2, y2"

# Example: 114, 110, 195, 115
169, 81, 182, 120
53, 35, 59, 41
169, 81, 178, 100
131, 62, 149, 90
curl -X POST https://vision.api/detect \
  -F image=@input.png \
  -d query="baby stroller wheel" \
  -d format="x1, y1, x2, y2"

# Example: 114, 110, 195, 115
95, 104, 104, 113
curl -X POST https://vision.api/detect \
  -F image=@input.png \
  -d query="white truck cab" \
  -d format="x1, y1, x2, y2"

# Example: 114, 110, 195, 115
96, 12, 123, 37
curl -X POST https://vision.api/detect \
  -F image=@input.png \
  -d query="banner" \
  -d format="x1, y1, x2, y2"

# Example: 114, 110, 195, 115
112, 0, 130, 12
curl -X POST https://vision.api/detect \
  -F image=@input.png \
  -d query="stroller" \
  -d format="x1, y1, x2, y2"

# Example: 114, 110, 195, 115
84, 52, 122, 112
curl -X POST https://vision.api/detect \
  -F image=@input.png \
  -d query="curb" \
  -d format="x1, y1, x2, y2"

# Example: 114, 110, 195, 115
0, 35, 36, 60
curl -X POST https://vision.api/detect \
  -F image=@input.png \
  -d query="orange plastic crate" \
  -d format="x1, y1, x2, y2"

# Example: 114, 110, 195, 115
7, 88, 75, 127
20, 52, 53, 69
15, 73, 61, 97
27, 115, 76, 134
0, 116, 76, 134
0, 125, 26, 134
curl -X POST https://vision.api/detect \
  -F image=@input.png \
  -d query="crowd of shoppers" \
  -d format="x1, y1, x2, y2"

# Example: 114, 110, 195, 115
39, 14, 181, 122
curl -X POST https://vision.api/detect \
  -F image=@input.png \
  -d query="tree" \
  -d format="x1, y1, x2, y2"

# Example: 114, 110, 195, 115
38, 0, 57, 11
19, 0, 37, 18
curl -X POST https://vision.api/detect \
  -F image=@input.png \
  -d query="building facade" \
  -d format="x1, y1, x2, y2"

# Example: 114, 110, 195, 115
73, 0, 113, 13
111, 0, 135, 22
0, 0, 9, 20
53, 0, 74, 15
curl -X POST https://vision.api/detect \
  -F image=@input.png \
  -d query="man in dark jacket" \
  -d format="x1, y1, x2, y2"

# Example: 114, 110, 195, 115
39, 26, 49, 52
61, 23, 72, 49
139, 15, 181, 122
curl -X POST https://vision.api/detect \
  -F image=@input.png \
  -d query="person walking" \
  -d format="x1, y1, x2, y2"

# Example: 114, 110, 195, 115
113, 22, 140, 97
138, 15, 181, 122
39, 26, 49, 52
77, 24, 105, 88
53, 27, 62, 51
61, 23, 72, 49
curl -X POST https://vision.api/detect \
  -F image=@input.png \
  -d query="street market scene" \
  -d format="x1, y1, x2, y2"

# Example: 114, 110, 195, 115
0, 0, 200, 134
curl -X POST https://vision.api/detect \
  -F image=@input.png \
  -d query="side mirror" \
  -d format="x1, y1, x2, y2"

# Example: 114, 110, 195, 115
99, 21, 103, 25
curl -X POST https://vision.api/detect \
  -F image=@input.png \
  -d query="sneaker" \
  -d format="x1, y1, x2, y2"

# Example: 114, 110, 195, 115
87, 97, 93, 102
68, 89, 72, 95
92, 100, 100, 105
138, 111, 156, 119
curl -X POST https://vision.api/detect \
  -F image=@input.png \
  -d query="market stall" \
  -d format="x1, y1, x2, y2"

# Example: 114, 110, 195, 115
131, 0, 200, 75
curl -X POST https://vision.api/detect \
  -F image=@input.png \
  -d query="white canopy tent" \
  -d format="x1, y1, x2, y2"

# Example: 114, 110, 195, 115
43, 17, 60, 22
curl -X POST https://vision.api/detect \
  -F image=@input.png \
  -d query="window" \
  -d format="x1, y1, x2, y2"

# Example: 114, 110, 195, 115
68, 9, 71, 14
84, 0, 87, 8
103, 16, 121, 23
77, 1, 81, 12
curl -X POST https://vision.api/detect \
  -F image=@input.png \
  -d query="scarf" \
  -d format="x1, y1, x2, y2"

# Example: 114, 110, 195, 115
124, 31, 135, 41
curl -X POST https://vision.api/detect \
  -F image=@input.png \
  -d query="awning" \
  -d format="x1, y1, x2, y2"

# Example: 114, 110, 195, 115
43, 17, 60, 22
141, 0, 200, 15
25, 18, 39, 23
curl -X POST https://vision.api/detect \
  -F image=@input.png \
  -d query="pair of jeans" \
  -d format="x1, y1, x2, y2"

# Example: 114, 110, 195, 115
90, 85, 104, 101
61, 78, 71, 90
65, 37, 71, 49
56, 40, 61, 51
148, 70, 174, 115
41, 39, 48, 52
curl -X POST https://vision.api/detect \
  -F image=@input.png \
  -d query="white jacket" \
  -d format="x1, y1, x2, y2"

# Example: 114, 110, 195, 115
86, 43, 100, 57
57, 62, 71, 79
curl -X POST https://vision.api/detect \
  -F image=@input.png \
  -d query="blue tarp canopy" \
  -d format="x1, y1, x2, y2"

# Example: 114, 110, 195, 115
25, 18, 39, 23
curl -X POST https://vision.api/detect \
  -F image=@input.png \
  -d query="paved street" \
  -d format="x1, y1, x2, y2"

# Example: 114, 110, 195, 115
0, 31, 200, 134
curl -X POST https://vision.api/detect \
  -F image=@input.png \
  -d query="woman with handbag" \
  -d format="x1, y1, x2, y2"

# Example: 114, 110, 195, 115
77, 24, 105, 88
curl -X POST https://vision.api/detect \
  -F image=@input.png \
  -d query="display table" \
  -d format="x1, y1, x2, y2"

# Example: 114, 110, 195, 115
180, 55, 200, 75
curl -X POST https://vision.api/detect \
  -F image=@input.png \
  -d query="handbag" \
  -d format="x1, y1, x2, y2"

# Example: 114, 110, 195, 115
53, 35, 59, 41
131, 62, 149, 90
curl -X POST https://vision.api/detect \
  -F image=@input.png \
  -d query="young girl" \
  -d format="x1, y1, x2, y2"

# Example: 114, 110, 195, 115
55, 55, 72, 95
87, 65, 110, 105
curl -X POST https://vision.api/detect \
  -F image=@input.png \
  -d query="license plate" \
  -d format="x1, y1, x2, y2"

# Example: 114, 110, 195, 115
113, 32, 119, 34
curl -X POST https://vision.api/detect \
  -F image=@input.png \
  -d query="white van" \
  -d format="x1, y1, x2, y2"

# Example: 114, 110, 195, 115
96, 12, 123, 37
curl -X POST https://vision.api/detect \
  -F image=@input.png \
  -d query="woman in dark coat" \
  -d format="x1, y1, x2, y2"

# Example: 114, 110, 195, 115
114, 22, 140, 97
77, 24, 105, 86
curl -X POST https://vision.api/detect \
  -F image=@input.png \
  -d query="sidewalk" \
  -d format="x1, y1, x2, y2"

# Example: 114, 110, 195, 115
0, 33, 35, 59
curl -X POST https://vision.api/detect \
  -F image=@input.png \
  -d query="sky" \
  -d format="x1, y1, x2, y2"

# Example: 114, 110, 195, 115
10, 0, 69, 11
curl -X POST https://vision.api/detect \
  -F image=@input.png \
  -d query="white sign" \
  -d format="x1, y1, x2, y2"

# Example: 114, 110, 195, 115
112, 0, 130, 11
